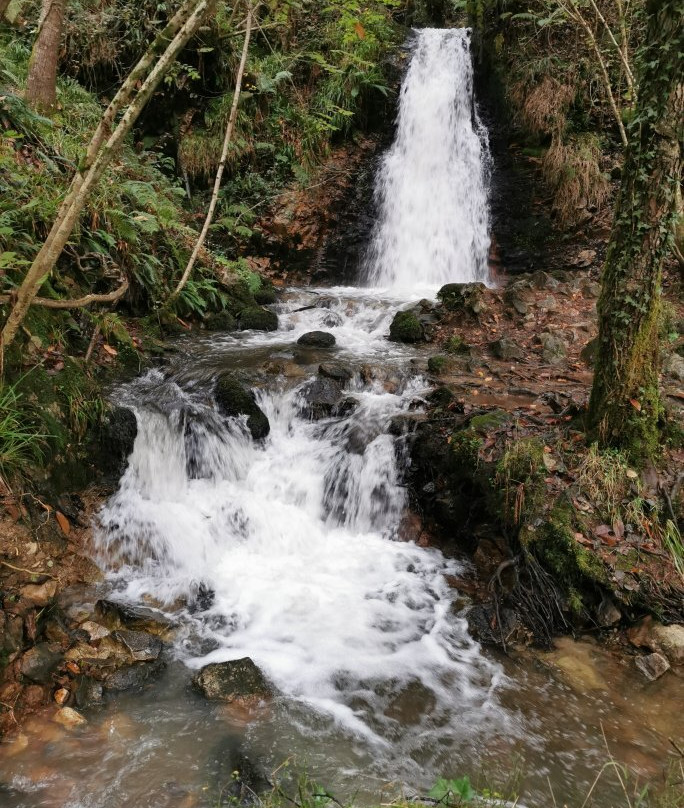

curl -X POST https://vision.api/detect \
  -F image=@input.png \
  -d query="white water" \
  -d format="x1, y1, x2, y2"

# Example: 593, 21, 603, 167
365, 28, 491, 289
94, 27, 505, 784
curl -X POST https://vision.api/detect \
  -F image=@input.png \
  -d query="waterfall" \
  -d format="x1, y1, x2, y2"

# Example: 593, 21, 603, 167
364, 28, 491, 290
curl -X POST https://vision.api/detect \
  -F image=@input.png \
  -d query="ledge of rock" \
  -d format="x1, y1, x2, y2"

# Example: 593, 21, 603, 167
193, 657, 273, 706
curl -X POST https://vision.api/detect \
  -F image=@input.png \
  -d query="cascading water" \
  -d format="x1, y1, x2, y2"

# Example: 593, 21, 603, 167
364, 28, 491, 289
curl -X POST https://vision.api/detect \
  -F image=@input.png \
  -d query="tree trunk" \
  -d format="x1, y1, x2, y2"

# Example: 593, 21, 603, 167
172, 3, 253, 300
0, 0, 214, 357
0, 0, 12, 20
588, 0, 683, 460
25, 0, 65, 114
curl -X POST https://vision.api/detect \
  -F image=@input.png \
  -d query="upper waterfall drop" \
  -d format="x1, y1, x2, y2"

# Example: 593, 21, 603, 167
364, 28, 491, 290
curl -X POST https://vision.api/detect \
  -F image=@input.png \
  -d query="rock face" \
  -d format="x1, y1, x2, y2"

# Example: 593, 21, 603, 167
193, 657, 272, 706
99, 406, 138, 479
297, 330, 336, 348
237, 306, 278, 332
214, 375, 270, 440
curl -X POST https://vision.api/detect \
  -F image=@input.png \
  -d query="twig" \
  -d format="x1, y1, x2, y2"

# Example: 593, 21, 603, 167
0, 279, 129, 309
669, 737, 684, 758
84, 323, 101, 363
0, 559, 57, 579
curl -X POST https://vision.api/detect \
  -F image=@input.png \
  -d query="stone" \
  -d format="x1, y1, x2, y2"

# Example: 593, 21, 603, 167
318, 363, 353, 383
539, 331, 567, 364
581, 279, 601, 299
20, 643, 63, 685
297, 331, 336, 348
74, 676, 104, 709
1, 611, 24, 654
437, 282, 487, 315
205, 311, 236, 331
94, 599, 175, 635
193, 657, 273, 705
52, 707, 87, 729
112, 629, 163, 662
299, 376, 343, 420
389, 310, 424, 343
254, 286, 277, 305
237, 306, 278, 332
54, 687, 70, 705
104, 658, 165, 692
99, 406, 137, 479
580, 337, 598, 367
635, 652, 670, 681
79, 621, 110, 642
530, 270, 561, 290
650, 623, 684, 665
214, 375, 270, 440
490, 337, 524, 361
596, 597, 621, 627
19, 580, 58, 607
664, 353, 684, 382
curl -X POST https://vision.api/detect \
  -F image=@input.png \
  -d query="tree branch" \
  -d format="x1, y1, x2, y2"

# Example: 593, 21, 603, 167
0, 279, 129, 309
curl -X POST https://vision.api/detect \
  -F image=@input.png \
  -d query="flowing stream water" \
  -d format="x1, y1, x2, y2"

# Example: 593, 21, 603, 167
1, 28, 681, 808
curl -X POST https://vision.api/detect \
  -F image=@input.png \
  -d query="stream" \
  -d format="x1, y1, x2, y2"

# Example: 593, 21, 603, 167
1, 28, 681, 808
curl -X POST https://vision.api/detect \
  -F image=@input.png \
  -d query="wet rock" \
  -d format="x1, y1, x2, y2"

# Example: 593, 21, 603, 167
104, 658, 165, 692
297, 330, 336, 348
237, 306, 278, 332
210, 739, 271, 803
490, 337, 524, 361
79, 621, 110, 642
629, 617, 684, 665
19, 580, 58, 607
54, 687, 70, 705
193, 657, 273, 705
635, 652, 670, 681
74, 676, 104, 709
389, 310, 424, 343
99, 406, 138, 479
205, 311, 237, 331
53, 706, 87, 729
112, 630, 163, 662
466, 604, 523, 648
596, 597, 621, 627
437, 282, 487, 315
254, 286, 277, 305
94, 599, 175, 637
318, 362, 352, 383
299, 376, 343, 419
538, 332, 567, 364
20, 643, 63, 685
1, 611, 25, 654
214, 375, 270, 440
664, 353, 684, 382
335, 397, 359, 417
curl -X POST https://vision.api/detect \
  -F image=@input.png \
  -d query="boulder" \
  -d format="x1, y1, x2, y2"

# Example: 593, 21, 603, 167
205, 311, 237, 331
650, 623, 684, 665
664, 353, 684, 382
318, 363, 352, 383
538, 332, 567, 364
299, 376, 344, 419
20, 643, 63, 685
437, 282, 487, 315
19, 580, 57, 607
580, 337, 598, 367
112, 630, 163, 662
104, 658, 165, 692
237, 306, 278, 332
635, 652, 670, 681
297, 331, 336, 348
254, 285, 277, 305
214, 375, 270, 440
389, 310, 424, 343
193, 657, 272, 705
490, 337, 524, 361
99, 406, 137, 479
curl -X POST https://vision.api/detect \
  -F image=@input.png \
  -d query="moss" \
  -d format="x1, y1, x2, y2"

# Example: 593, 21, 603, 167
214, 374, 270, 440
469, 410, 512, 435
389, 310, 424, 343
450, 429, 483, 468
254, 285, 277, 306
437, 282, 487, 315
205, 311, 237, 332
495, 437, 546, 526
236, 307, 278, 332
445, 334, 469, 354
427, 355, 448, 374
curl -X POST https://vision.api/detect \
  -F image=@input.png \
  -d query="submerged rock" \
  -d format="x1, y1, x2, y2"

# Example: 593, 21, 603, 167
104, 658, 165, 692
193, 657, 273, 705
237, 306, 278, 332
635, 652, 670, 681
297, 330, 336, 348
318, 362, 353, 382
214, 375, 270, 440
53, 706, 87, 729
299, 376, 344, 419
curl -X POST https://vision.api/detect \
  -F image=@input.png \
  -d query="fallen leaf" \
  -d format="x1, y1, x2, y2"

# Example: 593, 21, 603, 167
102, 344, 117, 356
629, 398, 642, 411
626, 469, 638, 479
612, 518, 625, 539
354, 21, 366, 39
542, 453, 558, 471
56, 510, 71, 536
593, 524, 613, 537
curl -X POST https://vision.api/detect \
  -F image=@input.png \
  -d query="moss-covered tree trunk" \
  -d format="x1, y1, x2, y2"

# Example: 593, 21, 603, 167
25, 0, 66, 113
588, 0, 683, 460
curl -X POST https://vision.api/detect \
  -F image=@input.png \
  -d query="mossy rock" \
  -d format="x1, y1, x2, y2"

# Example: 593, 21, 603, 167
205, 311, 237, 332
427, 355, 448, 374
254, 285, 277, 305
193, 657, 272, 705
237, 306, 278, 332
469, 409, 512, 435
437, 282, 487, 315
444, 334, 469, 354
389, 310, 424, 343
214, 375, 270, 440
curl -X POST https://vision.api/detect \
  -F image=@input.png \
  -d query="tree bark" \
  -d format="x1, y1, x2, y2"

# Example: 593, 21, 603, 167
588, 0, 683, 460
25, 0, 65, 114
0, 0, 215, 356
0, 0, 12, 20
172, 4, 253, 300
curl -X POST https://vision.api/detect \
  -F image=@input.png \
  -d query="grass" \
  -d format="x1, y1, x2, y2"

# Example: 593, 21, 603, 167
0, 379, 46, 479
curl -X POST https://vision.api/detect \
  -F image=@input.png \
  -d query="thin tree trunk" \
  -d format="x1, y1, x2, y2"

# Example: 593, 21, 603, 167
0, 0, 214, 356
0, 0, 12, 20
586, 0, 634, 97
25, 0, 65, 113
588, 0, 683, 460
172, 4, 253, 300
